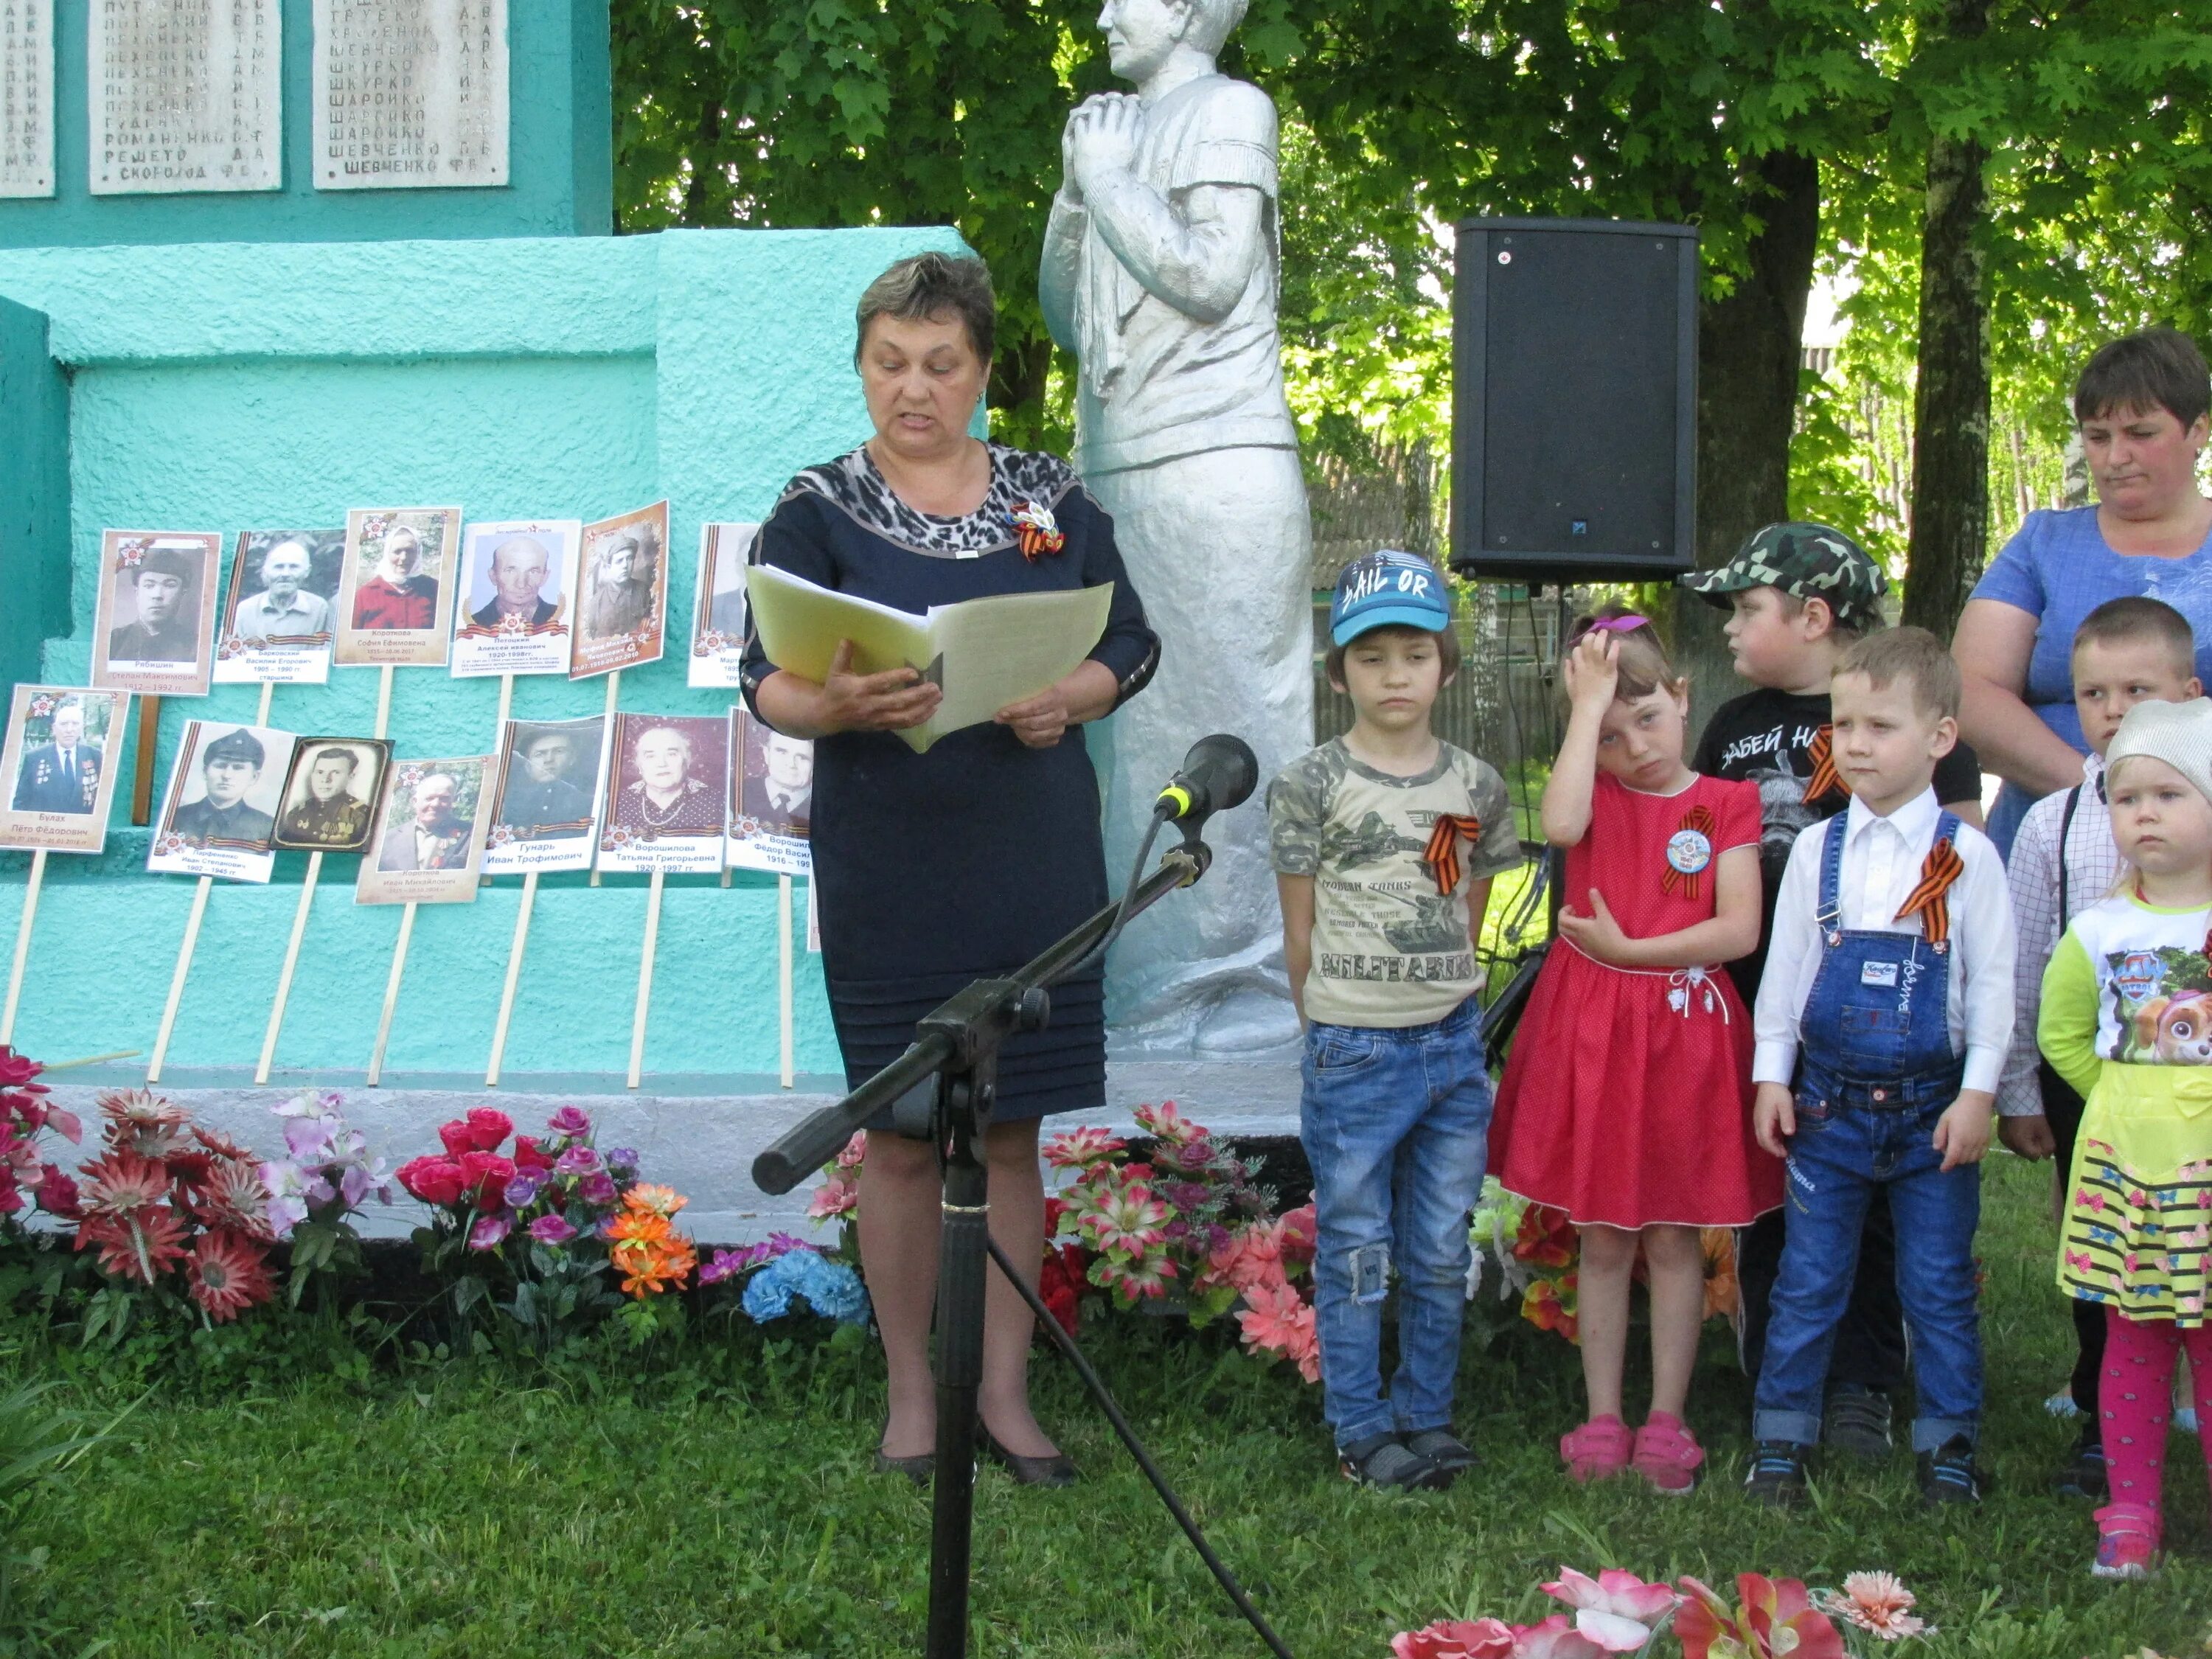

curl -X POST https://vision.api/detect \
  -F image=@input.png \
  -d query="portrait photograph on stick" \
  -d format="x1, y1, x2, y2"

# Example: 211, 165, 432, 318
484, 715, 608, 874
271, 737, 392, 854
334, 507, 464, 668
0, 688, 128, 855
213, 529, 344, 686
688, 520, 758, 688
147, 721, 298, 883
88, 530, 220, 697
598, 712, 726, 874
725, 707, 813, 877
356, 757, 493, 905
451, 519, 582, 679
569, 501, 670, 680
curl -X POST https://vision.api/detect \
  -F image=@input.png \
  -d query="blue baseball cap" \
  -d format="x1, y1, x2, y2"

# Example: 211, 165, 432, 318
1329, 550, 1453, 646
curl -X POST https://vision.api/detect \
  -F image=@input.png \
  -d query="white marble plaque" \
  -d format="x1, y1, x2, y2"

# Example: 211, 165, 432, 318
0, 1, 55, 198
88, 0, 282, 195
314, 0, 508, 190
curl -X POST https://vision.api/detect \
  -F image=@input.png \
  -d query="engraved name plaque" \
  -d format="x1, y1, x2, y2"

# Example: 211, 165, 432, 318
0, 1, 55, 199
89, 0, 282, 195
314, 0, 509, 190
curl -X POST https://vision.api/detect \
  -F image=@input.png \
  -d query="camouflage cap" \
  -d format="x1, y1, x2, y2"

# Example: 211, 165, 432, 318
1677, 521, 1887, 632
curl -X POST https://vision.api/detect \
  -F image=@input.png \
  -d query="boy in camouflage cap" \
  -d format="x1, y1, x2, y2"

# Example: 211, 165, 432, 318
1679, 521, 1987, 1463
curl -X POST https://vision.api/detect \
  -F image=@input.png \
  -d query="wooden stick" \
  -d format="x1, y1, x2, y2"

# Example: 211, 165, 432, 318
366, 900, 417, 1087
147, 875, 212, 1083
591, 671, 619, 888
779, 873, 795, 1089
1, 849, 47, 1046
485, 868, 538, 1088
374, 664, 394, 740
41, 1049, 139, 1073
254, 682, 274, 726
254, 849, 321, 1084
627, 866, 664, 1089
495, 672, 514, 732
130, 695, 161, 826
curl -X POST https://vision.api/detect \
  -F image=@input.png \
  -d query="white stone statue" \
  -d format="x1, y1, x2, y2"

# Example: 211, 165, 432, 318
1041, 0, 1312, 1056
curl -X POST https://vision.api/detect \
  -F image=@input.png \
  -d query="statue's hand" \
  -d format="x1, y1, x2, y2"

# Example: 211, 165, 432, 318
1068, 94, 1140, 199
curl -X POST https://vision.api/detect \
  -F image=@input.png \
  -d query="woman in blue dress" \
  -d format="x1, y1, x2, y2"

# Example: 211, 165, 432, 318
1955, 327, 2212, 854
742, 253, 1158, 1486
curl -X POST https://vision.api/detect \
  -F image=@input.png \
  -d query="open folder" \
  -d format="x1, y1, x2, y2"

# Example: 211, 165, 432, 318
745, 565, 1116, 754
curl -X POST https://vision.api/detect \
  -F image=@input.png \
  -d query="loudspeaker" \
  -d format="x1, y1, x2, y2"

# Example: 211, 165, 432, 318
1449, 218, 1699, 585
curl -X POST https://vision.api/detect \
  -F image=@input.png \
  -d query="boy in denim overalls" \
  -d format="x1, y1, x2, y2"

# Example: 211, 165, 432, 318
1745, 628, 2017, 1506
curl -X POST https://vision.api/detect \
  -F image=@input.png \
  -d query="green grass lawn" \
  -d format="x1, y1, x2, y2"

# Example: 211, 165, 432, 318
12, 1154, 2212, 1658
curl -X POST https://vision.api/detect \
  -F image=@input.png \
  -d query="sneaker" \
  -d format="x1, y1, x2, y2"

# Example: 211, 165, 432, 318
1632, 1412, 1705, 1495
1916, 1435, 1986, 1506
1339, 1433, 1449, 1492
1823, 1386, 1894, 1458
1743, 1441, 1809, 1508
1559, 1415, 1634, 1484
2091, 1503, 2160, 1580
1405, 1427, 1477, 1478
2051, 1420, 2108, 1502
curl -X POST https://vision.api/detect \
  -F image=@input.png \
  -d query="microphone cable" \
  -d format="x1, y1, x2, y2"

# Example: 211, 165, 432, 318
987, 1237, 1298, 1659
1058, 803, 1172, 985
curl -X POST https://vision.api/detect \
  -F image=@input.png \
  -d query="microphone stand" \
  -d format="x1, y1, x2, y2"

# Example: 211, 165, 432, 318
754, 830, 1214, 1659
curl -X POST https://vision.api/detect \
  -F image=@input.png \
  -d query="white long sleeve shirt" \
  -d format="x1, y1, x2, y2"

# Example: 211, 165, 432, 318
1752, 787, 2017, 1093
1997, 754, 2119, 1117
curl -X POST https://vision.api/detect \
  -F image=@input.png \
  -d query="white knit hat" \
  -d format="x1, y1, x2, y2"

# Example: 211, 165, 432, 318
2106, 696, 2212, 805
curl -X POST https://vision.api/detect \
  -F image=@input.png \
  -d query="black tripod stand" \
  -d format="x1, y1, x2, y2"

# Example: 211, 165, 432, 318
754, 829, 1292, 1658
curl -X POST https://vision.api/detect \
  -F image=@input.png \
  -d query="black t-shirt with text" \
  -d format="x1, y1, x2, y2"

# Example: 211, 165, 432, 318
1692, 686, 1984, 1004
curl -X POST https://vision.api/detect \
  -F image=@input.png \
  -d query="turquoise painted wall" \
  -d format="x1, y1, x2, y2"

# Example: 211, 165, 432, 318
0, 226, 967, 1086
0, 296, 70, 700
0, 1, 611, 248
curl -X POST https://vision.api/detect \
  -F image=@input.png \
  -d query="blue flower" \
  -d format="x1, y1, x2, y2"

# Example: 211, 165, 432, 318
741, 1249, 872, 1327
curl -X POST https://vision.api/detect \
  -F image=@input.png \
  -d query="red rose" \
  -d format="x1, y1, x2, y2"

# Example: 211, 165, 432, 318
33, 1166, 79, 1220
397, 1156, 467, 1207
463, 1109, 514, 1153
0, 1184, 21, 1216
512, 1135, 555, 1174
457, 1152, 517, 1211
437, 1121, 475, 1158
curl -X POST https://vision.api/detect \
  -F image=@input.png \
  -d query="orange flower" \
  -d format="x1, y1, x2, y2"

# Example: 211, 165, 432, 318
623, 1183, 686, 1219
1702, 1228, 1739, 1322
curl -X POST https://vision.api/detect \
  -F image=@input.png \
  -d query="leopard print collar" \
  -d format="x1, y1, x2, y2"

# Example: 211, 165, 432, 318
782, 442, 1082, 559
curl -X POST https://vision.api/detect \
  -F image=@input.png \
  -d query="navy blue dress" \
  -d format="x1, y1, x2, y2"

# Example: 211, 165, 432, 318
740, 444, 1159, 1116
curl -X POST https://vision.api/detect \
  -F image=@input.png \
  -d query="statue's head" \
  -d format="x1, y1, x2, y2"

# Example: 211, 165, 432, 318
1102, 0, 1248, 80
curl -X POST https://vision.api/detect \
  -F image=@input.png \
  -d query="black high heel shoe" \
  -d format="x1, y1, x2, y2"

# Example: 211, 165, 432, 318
979, 1427, 1078, 1489
873, 1448, 936, 1486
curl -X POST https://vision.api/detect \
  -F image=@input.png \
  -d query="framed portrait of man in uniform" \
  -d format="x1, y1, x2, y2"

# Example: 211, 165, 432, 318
90, 530, 221, 697
334, 507, 463, 668
148, 720, 299, 883
569, 501, 669, 681
484, 716, 608, 875
689, 521, 758, 688
725, 708, 813, 877
272, 738, 391, 853
451, 519, 582, 679
0, 686, 129, 855
214, 529, 345, 686
356, 756, 493, 905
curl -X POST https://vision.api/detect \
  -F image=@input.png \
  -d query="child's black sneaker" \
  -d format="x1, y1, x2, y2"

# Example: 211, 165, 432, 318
1405, 1427, 1476, 1476
1339, 1433, 1449, 1492
1743, 1441, 1809, 1508
2051, 1420, 2108, 1501
1822, 1385, 1893, 1458
1916, 1435, 1986, 1506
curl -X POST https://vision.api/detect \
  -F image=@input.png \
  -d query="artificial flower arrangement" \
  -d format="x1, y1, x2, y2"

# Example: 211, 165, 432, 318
697, 1231, 872, 1329
0, 1048, 83, 1235
258, 1092, 394, 1305
396, 1105, 697, 1348
1393, 1565, 1932, 1659
1468, 1179, 1738, 1347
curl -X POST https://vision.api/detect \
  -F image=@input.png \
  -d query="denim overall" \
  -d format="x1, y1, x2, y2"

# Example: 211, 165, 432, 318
1751, 810, 1984, 1453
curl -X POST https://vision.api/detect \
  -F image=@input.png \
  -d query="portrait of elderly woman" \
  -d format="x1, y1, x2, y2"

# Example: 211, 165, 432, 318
740, 251, 1158, 1488
351, 525, 440, 631
609, 717, 725, 838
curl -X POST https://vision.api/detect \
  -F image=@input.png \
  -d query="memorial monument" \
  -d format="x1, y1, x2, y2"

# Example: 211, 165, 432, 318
1041, 0, 1311, 1057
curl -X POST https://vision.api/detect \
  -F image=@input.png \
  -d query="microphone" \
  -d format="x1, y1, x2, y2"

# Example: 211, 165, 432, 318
1155, 734, 1259, 826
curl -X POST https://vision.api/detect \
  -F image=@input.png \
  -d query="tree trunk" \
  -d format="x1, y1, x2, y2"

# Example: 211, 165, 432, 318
1674, 147, 1822, 717
1902, 0, 1992, 636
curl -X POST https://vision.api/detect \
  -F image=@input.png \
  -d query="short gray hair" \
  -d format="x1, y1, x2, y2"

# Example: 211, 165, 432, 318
855, 252, 995, 369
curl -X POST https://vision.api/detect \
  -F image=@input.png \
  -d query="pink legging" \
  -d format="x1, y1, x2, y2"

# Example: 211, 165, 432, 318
2101, 1307, 2212, 1526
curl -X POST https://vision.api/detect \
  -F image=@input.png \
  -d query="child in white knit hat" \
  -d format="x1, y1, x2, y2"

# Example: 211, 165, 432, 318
2037, 694, 2212, 1579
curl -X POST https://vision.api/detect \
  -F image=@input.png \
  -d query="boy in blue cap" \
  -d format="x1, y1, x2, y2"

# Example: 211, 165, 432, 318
1267, 550, 1520, 1489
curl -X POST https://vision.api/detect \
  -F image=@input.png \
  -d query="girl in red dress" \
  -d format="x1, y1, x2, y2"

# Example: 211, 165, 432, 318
1492, 610, 1784, 1492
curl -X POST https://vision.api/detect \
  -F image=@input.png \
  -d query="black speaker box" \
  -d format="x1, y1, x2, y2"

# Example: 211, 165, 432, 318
1449, 218, 1699, 585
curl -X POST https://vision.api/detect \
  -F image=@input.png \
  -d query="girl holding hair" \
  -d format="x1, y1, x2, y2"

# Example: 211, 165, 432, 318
2037, 695, 2212, 1579
1492, 611, 1782, 1490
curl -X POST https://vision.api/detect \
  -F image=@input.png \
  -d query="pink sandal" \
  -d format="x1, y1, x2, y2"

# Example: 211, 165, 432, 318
1632, 1411, 1705, 1495
1560, 1415, 1633, 1483
2092, 1503, 2160, 1580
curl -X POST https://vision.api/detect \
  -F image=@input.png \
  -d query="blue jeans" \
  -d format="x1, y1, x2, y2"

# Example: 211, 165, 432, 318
1751, 1085, 1983, 1453
1299, 997, 1492, 1449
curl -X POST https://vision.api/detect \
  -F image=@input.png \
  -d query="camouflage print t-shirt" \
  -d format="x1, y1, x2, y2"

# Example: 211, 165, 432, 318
1267, 737, 1520, 1029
